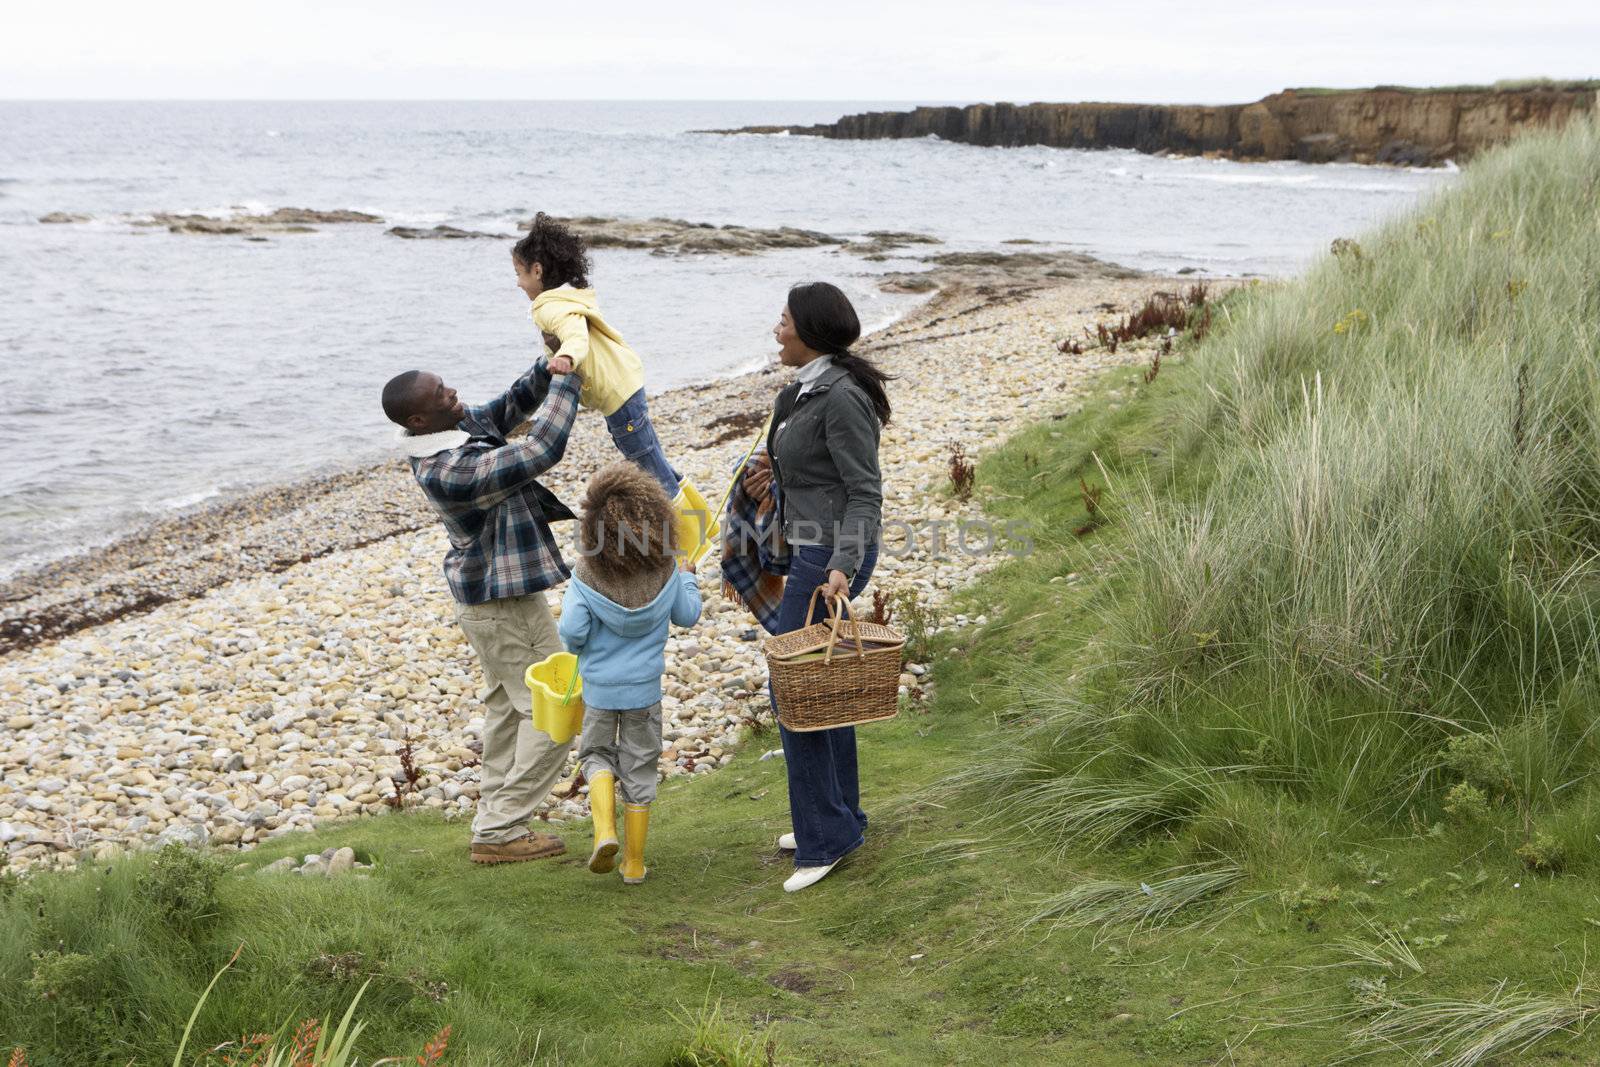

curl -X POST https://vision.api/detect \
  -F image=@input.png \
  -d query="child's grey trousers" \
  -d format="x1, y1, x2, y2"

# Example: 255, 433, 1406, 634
578, 701, 663, 805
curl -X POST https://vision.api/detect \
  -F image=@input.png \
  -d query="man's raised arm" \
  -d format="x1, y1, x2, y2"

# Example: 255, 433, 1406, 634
421, 373, 581, 510
470, 358, 553, 437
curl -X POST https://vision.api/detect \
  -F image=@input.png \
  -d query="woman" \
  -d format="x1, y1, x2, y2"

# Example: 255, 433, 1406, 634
744, 281, 891, 893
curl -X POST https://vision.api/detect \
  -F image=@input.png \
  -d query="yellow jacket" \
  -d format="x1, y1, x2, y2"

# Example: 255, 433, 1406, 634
531, 286, 645, 416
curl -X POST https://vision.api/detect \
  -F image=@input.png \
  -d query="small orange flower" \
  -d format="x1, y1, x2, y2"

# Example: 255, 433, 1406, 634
417, 1025, 452, 1065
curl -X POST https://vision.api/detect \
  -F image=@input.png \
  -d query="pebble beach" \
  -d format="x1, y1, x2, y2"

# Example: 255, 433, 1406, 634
0, 273, 1179, 873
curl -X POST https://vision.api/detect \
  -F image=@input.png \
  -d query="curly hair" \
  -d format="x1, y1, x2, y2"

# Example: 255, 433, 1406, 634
577, 461, 678, 581
512, 212, 592, 289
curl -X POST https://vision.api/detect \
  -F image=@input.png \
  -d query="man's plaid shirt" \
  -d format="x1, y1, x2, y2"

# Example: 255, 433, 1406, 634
402, 362, 581, 605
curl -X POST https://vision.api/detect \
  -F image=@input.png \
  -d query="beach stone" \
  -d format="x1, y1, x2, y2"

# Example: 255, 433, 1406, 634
155, 822, 209, 849
260, 856, 296, 874
327, 847, 356, 876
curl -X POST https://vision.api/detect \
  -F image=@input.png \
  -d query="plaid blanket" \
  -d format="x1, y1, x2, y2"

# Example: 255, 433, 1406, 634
719, 446, 790, 635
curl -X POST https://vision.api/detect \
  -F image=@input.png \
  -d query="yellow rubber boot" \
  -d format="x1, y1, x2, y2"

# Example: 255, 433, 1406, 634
620, 803, 650, 884
587, 772, 619, 874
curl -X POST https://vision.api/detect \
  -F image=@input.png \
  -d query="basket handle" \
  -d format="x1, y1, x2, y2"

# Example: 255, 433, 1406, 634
820, 587, 867, 665
804, 582, 830, 626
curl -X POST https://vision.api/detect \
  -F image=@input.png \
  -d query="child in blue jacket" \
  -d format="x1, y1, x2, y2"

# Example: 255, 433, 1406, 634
558, 461, 702, 884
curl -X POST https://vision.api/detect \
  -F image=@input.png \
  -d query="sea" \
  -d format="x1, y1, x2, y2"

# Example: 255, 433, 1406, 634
0, 100, 1456, 578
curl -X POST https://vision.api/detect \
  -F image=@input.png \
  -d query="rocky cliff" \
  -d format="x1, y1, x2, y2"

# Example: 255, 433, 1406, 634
716, 87, 1598, 165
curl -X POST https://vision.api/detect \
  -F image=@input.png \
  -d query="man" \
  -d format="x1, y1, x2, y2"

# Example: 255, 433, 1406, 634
382, 353, 580, 863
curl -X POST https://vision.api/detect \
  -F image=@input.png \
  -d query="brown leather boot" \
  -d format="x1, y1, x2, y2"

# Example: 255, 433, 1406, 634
470, 832, 566, 864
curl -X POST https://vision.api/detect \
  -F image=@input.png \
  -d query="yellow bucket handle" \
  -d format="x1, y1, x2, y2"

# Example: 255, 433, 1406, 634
712, 413, 776, 525
561, 656, 579, 705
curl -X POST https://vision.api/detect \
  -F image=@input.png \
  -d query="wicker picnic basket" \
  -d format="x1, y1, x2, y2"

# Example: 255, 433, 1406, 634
764, 586, 905, 732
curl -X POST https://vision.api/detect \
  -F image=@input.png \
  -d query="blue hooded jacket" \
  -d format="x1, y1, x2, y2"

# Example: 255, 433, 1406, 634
558, 568, 702, 710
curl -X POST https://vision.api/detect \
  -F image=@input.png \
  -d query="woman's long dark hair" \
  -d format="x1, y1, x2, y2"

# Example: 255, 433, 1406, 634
787, 281, 894, 426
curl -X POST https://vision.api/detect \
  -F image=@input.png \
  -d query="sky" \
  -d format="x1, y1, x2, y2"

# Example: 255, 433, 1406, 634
2, 0, 1596, 103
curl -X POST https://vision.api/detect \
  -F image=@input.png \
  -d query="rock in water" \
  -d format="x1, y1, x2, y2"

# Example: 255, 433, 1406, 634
386, 225, 508, 240
252, 207, 383, 225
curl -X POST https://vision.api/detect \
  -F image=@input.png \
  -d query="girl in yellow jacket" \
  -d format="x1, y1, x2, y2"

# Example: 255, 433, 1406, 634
512, 213, 680, 495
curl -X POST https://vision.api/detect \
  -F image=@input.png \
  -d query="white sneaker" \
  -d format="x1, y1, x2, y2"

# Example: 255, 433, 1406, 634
783, 860, 839, 893
776, 832, 797, 851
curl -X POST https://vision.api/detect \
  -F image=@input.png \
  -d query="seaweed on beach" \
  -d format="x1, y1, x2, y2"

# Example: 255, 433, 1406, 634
1089, 285, 1211, 351
948, 444, 976, 501
704, 410, 769, 446
1115, 293, 1191, 342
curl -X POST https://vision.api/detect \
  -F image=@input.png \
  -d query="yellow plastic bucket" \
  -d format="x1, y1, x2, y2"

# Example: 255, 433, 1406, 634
524, 651, 584, 743
672, 478, 720, 567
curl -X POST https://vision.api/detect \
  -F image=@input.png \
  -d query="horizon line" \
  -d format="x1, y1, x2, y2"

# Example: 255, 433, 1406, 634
2, 82, 1591, 107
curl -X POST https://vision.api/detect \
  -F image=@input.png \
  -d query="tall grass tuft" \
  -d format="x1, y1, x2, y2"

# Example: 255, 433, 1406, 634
1024, 863, 1253, 941
666, 993, 779, 1067
1346, 982, 1600, 1067
1124, 112, 1600, 701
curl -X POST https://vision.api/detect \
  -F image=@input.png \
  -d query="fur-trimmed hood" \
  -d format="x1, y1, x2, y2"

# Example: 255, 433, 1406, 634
564, 566, 684, 638
573, 556, 675, 610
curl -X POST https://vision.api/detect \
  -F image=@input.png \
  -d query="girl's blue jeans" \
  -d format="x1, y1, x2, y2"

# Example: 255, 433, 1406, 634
604, 388, 680, 496
769, 541, 880, 867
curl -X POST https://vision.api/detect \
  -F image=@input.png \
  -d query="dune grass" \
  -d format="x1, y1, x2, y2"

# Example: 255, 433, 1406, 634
942, 112, 1600, 1062
963, 110, 1600, 853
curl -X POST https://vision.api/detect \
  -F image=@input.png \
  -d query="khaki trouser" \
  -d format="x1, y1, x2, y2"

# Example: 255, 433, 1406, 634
454, 593, 570, 845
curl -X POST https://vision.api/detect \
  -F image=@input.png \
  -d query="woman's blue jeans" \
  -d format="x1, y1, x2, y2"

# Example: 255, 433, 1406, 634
604, 388, 680, 496
770, 541, 880, 867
